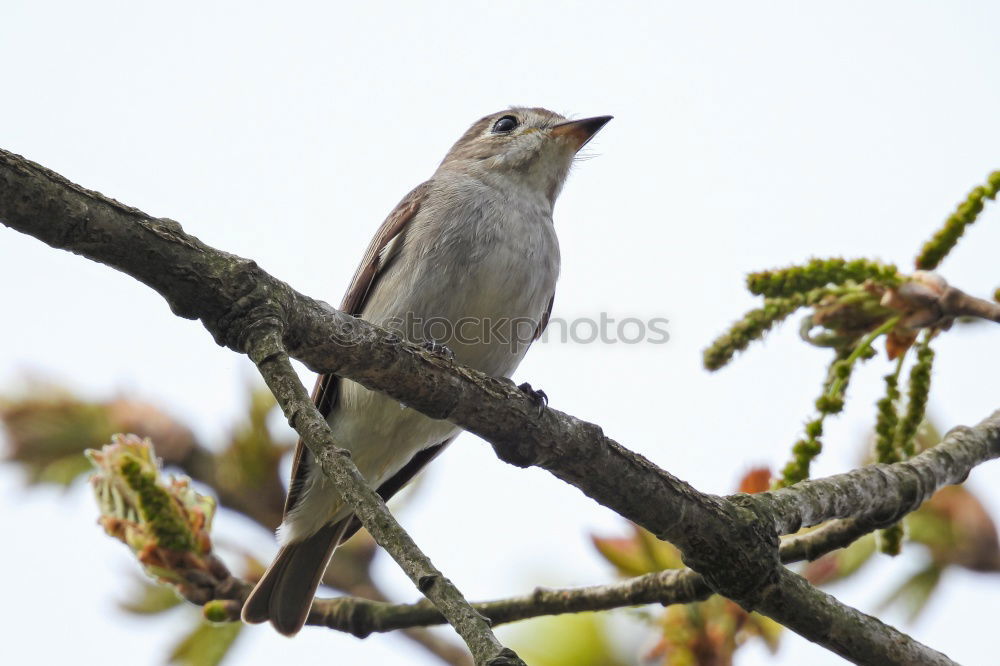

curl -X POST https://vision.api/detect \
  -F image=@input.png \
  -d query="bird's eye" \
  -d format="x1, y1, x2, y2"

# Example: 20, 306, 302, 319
492, 115, 519, 134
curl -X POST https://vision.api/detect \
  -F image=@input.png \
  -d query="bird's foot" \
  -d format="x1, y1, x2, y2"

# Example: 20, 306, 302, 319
518, 382, 548, 416
421, 339, 455, 361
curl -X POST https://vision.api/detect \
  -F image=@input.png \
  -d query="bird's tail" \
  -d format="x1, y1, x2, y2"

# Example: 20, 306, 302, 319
241, 521, 348, 636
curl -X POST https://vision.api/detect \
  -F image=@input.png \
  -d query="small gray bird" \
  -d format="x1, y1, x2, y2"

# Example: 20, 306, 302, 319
242, 107, 611, 635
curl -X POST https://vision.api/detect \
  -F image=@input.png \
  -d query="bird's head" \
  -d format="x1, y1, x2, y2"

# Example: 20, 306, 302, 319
438, 107, 611, 204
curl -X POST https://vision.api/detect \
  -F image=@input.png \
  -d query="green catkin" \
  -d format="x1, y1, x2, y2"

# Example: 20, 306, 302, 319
915, 171, 1000, 270
874, 357, 906, 555
703, 295, 808, 371
704, 287, 839, 371
877, 337, 936, 556
746, 258, 900, 298
778, 356, 848, 486
874, 371, 902, 465
896, 336, 935, 458
778, 317, 900, 487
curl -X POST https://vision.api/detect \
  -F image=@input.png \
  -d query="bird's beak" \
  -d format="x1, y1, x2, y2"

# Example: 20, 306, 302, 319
550, 115, 613, 151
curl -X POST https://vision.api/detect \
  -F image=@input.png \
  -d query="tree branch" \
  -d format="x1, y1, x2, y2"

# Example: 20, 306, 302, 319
754, 410, 1000, 536
247, 325, 520, 666
2, 146, 989, 665
778, 518, 873, 563
189, 528, 957, 664
308, 509, 926, 633
0, 148, 754, 554
755, 569, 955, 665
177, 487, 923, 635
179, 546, 711, 635
311, 569, 709, 634
323, 568, 964, 664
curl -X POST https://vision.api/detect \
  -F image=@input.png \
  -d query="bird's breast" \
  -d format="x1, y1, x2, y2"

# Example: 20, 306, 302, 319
364, 180, 560, 377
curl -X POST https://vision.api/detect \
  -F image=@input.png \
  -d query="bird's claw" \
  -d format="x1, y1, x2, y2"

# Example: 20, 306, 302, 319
518, 382, 548, 416
422, 339, 455, 360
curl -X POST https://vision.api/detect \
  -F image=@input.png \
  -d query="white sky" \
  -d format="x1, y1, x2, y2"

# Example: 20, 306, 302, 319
3, 2, 1000, 665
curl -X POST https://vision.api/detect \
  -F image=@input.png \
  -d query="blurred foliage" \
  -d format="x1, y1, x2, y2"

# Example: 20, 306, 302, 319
799, 533, 877, 587
208, 388, 289, 530
1, 381, 439, 665
511, 469, 783, 666
1, 382, 196, 487
120, 577, 185, 615
506, 612, 629, 666
650, 598, 781, 666
800, 422, 1000, 624
169, 620, 243, 666
907, 485, 1000, 573
0, 380, 291, 532
120, 578, 244, 666
0, 383, 288, 666
215, 388, 284, 491
4, 375, 998, 666
704, 171, 999, 487
801, 483, 1000, 623
512, 451, 1000, 665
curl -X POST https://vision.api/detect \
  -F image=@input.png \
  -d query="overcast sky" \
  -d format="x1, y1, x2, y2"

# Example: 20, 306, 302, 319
3, 2, 1000, 665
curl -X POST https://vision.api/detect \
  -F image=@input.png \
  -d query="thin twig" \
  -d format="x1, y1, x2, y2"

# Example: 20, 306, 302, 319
247, 325, 521, 666
185, 482, 950, 637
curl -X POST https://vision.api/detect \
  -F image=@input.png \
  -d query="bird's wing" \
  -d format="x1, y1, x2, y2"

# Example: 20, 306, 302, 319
534, 293, 555, 340
283, 181, 432, 517
331, 437, 455, 543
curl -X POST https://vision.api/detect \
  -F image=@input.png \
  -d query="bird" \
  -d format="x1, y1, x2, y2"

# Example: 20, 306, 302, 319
242, 107, 611, 635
